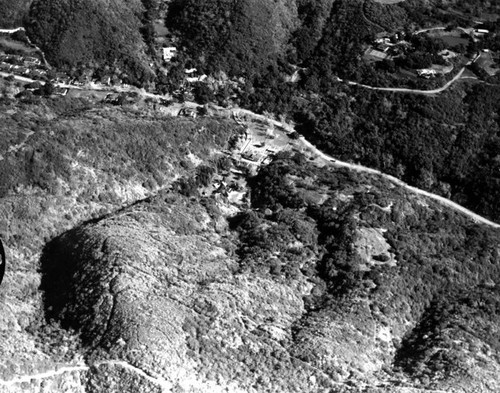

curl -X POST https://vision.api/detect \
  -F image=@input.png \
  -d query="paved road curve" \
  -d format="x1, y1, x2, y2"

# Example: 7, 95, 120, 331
1, 29, 497, 229
342, 67, 467, 95
231, 107, 500, 228
298, 137, 500, 229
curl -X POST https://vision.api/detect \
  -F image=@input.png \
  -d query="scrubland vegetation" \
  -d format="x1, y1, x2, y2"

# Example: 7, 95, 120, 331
37, 147, 500, 391
1, 0, 500, 390
0, 94, 236, 267
236, 152, 500, 385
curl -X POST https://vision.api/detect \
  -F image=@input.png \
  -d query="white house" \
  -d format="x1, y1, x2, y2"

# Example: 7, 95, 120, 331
474, 29, 490, 37
162, 47, 177, 62
417, 69, 437, 78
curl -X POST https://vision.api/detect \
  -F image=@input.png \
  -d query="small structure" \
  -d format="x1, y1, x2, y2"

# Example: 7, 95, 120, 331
179, 107, 197, 118
29, 69, 47, 78
474, 29, 489, 37
53, 87, 68, 96
430, 63, 453, 75
25, 81, 42, 90
364, 48, 391, 63
375, 37, 391, 45
100, 75, 111, 86
417, 69, 437, 78
13, 65, 29, 75
163, 47, 177, 62
24, 56, 41, 66
439, 49, 458, 60
186, 74, 208, 83
241, 152, 259, 162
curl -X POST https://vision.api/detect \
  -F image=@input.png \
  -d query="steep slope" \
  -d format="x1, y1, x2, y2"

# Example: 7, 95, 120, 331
165, 0, 299, 75
0, 0, 32, 28
22, 153, 500, 392
0, 93, 236, 392
1, 84, 500, 392
26, 0, 154, 85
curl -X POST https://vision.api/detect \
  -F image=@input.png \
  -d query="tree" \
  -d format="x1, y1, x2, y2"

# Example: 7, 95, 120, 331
193, 83, 214, 105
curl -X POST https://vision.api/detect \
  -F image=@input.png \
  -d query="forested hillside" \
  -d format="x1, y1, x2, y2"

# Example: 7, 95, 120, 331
1, 0, 500, 391
166, 0, 298, 76
294, 83, 500, 221
26, 0, 155, 86
0, 0, 31, 27
34, 150, 500, 392
163, 0, 500, 222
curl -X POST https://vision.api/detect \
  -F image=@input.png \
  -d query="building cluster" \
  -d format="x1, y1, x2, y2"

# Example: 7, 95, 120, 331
363, 25, 499, 79
364, 31, 412, 63
0, 53, 47, 79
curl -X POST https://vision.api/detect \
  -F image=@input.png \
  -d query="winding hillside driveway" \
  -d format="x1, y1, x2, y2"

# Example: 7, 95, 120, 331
341, 67, 467, 94
361, 0, 386, 32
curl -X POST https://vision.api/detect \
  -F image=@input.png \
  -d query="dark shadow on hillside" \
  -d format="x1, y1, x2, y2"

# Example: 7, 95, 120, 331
40, 222, 118, 350
0, 237, 5, 287
40, 192, 162, 328
40, 227, 87, 326
393, 285, 500, 379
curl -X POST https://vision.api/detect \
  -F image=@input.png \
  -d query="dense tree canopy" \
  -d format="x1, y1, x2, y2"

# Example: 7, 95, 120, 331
27, 0, 154, 85
165, 0, 298, 76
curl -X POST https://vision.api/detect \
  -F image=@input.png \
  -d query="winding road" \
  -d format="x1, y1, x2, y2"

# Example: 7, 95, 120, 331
230, 107, 500, 228
1, 26, 498, 229
2, 71, 497, 229
297, 138, 500, 228
340, 66, 467, 94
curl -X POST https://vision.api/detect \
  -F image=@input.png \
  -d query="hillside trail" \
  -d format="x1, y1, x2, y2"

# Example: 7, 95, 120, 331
0, 359, 450, 393
0, 361, 171, 390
